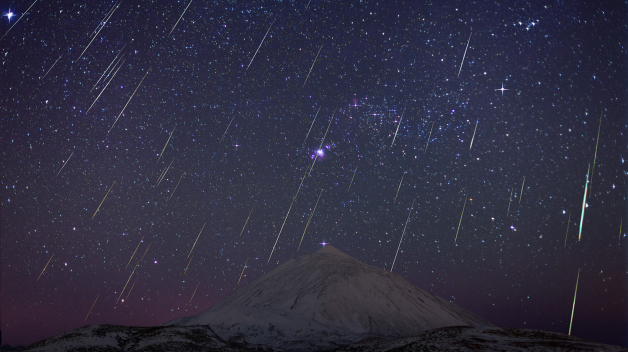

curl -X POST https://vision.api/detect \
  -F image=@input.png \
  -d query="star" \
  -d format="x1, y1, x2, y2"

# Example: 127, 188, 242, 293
495, 82, 510, 96
320, 241, 328, 247
5, 10, 14, 21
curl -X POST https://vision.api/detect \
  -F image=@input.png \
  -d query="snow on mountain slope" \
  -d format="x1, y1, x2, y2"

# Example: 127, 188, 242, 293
163, 245, 493, 350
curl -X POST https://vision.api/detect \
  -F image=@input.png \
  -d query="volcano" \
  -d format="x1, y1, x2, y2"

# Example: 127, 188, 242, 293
161, 245, 493, 350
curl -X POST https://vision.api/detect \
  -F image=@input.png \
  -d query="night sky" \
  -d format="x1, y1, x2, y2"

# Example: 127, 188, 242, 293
2, 0, 627, 348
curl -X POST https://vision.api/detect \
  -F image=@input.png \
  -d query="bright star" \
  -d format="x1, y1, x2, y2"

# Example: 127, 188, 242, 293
5, 10, 14, 21
320, 241, 327, 247
495, 82, 510, 96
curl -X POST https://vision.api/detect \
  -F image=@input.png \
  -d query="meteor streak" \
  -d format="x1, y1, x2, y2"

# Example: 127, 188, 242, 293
55, 151, 74, 177
108, 67, 152, 136
157, 126, 176, 163
125, 280, 136, 300
91, 45, 126, 92
167, 172, 185, 201
390, 199, 415, 272
457, 31, 472, 78
391, 109, 405, 147
506, 188, 513, 217
302, 44, 322, 88
469, 120, 478, 150
125, 237, 143, 270
519, 176, 525, 204
568, 268, 580, 335
92, 181, 116, 220
303, 106, 321, 146
156, 158, 175, 186
347, 165, 358, 191
393, 173, 404, 204
268, 199, 296, 264
41, 55, 63, 80
237, 259, 248, 285
220, 116, 235, 143
454, 196, 467, 243
589, 110, 603, 197
246, 20, 275, 70
76, 2, 119, 62
0, 0, 39, 41
189, 281, 201, 303
564, 211, 571, 247
84, 294, 99, 322
184, 254, 194, 274
424, 121, 434, 153
37, 253, 54, 281
578, 165, 590, 241
188, 223, 206, 257
87, 59, 125, 114
297, 189, 323, 252
168, 0, 193, 36
239, 206, 255, 237
117, 243, 150, 304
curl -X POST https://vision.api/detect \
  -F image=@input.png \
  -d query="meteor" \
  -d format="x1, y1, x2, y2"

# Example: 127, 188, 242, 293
167, 172, 185, 201
578, 165, 590, 241
589, 110, 603, 197
125, 237, 143, 270
347, 165, 358, 191
108, 67, 152, 136
568, 268, 580, 335
189, 281, 201, 303
297, 189, 323, 252
184, 254, 194, 275
564, 211, 571, 247
156, 158, 175, 186
457, 31, 472, 78
87, 58, 125, 114
157, 126, 176, 163
239, 206, 255, 237
302, 44, 323, 88
506, 188, 513, 217
519, 176, 525, 204
220, 116, 235, 143
308, 112, 335, 176
390, 199, 415, 272
469, 120, 478, 150
188, 223, 206, 258
91, 44, 126, 92
76, 2, 119, 62
393, 173, 404, 204
424, 121, 434, 153
454, 196, 467, 243
55, 151, 74, 177
267, 199, 296, 264
237, 259, 248, 285
117, 243, 150, 304
0, 0, 39, 41
391, 109, 405, 147
41, 55, 63, 80
37, 253, 54, 281
92, 181, 116, 220
168, 0, 193, 36
303, 106, 321, 146
84, 294, 100, 322
125, 280, 136, 301
246, 20, 275, 70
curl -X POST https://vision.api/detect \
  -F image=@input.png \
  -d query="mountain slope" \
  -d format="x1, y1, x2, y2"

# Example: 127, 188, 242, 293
163, 245, 493, 350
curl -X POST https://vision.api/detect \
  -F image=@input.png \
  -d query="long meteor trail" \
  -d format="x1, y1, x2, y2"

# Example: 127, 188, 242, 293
92, 181, 116, 220
568, 268, 580, 335
578, 165, 590, 241
239, 206, 255, 237
41, 55, 63, 80
457, 31, 472, 78
302, 44, 323, 88
87, 59, 125, 114
76, 2, 119, 62
55, 151, 74, 177
268, 199, 296, 264
247, 20, 275, 70
391, 109, 405, 147
297, 189, 323, 252
157, 126, 176, 163
454, 196, 467, 243
424, 121, 434, 153
469, 120, 478, 150
168, 0, 193, 36
390, 199, 415, 272
303, 107, 321, 146
108, 67, 152, 136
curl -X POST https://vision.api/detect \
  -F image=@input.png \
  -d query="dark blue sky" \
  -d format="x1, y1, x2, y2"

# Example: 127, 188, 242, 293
1, 0, 627, 347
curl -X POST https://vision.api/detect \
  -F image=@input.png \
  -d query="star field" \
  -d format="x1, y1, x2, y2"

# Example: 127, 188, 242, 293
1, 0, 627, 347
